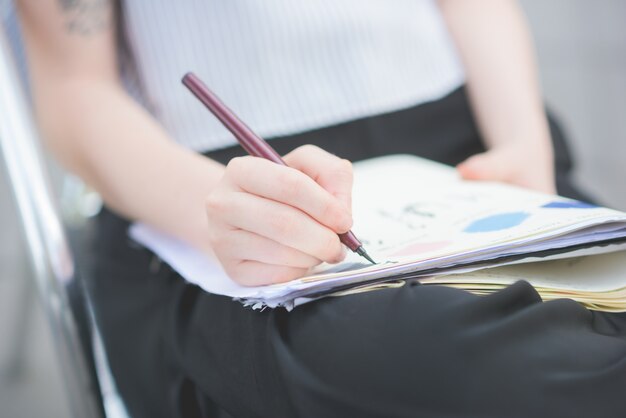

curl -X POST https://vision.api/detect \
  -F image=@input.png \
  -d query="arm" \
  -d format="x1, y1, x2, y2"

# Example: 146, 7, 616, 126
437, 0, 556, 193
18, 0, 351, 284
17, 0, 224, 253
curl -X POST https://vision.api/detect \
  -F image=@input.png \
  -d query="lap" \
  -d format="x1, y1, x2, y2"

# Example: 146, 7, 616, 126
193, 281, 626, 418
91, 231, 626, 418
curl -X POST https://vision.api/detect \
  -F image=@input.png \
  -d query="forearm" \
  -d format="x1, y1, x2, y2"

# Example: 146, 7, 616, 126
438, 0, 552, 154
36, 78, 224, 251
17, 0, 224, 251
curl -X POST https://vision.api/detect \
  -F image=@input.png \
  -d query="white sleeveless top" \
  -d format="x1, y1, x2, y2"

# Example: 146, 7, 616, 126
123, 0, 465, 152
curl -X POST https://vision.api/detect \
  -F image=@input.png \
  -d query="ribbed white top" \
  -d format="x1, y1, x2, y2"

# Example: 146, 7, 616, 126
123, 0, 465, 152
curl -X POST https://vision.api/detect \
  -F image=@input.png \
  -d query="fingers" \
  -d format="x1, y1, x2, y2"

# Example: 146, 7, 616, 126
284, 145, 354, 213
207, 190, 345, 264
206, 146, 354, 286
216, 229, 321, 268
226, 156, 352, 233
457, 148, 557, 194
457, 150, 511, 182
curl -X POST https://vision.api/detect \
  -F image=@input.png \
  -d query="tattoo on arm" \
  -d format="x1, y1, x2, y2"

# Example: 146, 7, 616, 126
58, 0, 111, 36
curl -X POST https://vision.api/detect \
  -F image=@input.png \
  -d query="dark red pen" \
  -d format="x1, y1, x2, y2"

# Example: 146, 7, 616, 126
182, 72, 375, 265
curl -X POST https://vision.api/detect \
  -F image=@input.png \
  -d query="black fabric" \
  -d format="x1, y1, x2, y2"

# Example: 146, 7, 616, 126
90, 87, 626, 418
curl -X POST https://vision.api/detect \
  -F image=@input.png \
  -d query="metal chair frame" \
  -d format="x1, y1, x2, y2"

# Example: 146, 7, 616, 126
0, 19, 106, 418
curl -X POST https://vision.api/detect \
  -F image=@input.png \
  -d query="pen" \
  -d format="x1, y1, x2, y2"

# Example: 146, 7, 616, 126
182, 72, 375, 265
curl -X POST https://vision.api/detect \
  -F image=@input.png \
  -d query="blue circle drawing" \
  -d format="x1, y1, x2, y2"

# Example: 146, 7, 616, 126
464, 212, 530, 233
542, 200, 598, 209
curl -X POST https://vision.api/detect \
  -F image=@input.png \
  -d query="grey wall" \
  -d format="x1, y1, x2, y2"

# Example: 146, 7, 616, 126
521, 0, 626, 209
0, 1, 624, 416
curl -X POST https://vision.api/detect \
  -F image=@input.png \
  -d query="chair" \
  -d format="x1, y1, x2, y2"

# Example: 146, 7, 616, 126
0, 15, 126, 418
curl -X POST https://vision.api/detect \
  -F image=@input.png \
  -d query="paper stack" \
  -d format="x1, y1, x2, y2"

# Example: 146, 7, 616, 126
130, 155, 626, 310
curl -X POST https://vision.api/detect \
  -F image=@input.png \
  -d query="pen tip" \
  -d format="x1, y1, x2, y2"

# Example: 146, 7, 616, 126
356, 247, 376, 265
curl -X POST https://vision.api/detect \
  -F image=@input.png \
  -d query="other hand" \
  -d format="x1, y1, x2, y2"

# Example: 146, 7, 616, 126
456, 142, 556, 194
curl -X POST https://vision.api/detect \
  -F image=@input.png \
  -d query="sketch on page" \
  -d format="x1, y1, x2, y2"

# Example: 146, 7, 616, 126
306, 155, 626, 279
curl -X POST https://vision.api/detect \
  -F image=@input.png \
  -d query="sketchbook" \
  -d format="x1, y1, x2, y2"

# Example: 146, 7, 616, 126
130, 155, 626, 310
426, 251, 626, 312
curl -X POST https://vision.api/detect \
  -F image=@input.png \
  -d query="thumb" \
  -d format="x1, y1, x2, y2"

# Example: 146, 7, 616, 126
456, 150, 512, 182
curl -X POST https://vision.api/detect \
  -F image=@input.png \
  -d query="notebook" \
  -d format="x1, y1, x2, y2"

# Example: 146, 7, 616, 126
130, 155, 626, 310
426, 251, 626, 312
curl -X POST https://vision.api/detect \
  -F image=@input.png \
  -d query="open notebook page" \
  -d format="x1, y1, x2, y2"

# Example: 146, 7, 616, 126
130, 155, 626, 308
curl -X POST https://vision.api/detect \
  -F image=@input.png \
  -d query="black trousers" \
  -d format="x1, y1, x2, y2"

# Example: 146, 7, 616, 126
91, 87, 626, 418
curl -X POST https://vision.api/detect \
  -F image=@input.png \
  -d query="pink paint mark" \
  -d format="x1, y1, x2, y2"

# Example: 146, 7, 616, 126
391, 241, 452, 258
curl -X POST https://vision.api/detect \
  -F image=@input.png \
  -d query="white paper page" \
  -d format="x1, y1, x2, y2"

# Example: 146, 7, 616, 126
240, 243, 626, 309
129, 223, 274, 299
427, 251, 626, 293
306, 155, 626, 277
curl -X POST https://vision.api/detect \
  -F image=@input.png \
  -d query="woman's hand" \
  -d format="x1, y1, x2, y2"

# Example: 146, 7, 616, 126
457, 141, 556, 194
439, 0, 557, 196
206, 145, 354, 286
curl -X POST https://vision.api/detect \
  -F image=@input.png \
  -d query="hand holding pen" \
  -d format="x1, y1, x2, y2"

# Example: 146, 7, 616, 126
183, 72, 374, 286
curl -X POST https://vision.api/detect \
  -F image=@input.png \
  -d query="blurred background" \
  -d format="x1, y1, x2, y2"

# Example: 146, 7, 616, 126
0, 1, 624, 416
